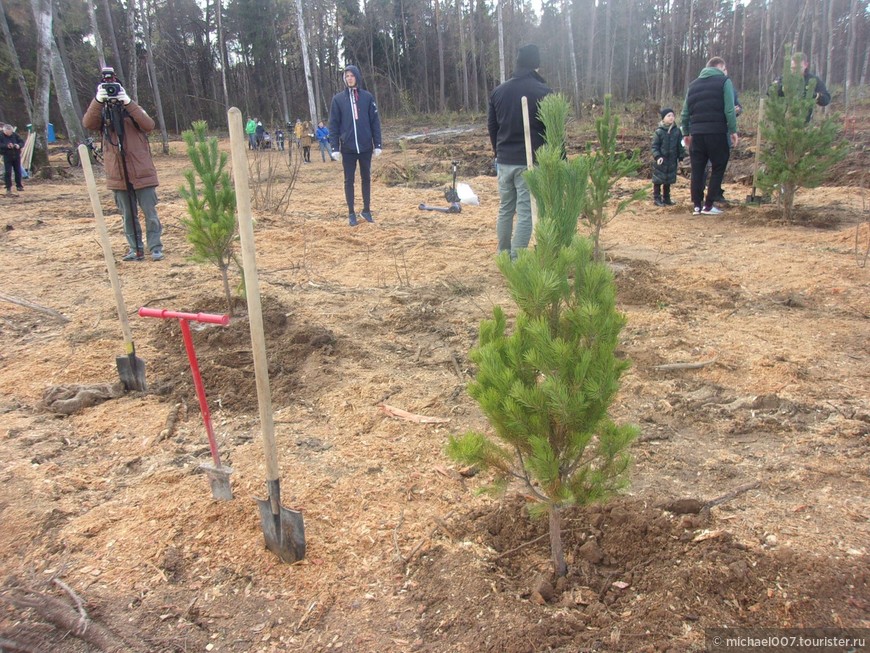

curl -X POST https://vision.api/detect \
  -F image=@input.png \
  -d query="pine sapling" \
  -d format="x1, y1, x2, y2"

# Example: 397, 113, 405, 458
448, 94, 637, 577
583, 95, 646, 261
759, 50, 848, 222
179, 121, 239, 315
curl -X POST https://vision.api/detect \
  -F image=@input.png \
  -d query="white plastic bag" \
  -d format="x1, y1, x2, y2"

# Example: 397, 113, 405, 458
456, 182, 479, 205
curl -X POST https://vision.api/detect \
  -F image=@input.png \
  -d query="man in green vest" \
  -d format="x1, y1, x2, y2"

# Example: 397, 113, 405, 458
245, 117, 257, 150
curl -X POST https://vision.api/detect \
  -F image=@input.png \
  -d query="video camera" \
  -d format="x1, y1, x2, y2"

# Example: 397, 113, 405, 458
100, 67, 121, 100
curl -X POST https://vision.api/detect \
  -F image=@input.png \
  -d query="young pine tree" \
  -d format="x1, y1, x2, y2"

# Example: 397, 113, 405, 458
583, 95, 646, 261
759, 51, 848, 222
447, 94, 637, 578
179, 121, 239, 315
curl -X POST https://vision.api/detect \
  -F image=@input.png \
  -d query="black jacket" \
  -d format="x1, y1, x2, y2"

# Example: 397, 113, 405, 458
0, 131, 24, 161
487, 68, 552, 166
651, 123, 685, 185
327, 65, 382, 155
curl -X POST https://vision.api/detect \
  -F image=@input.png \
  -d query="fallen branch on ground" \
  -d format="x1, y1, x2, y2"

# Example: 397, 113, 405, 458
653, 355, 718, 371
0, 292, 69, 323
380, 403, 449, 424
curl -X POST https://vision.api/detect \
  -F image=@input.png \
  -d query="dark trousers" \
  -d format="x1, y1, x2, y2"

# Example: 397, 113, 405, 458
4, 156, 22, 189
689, 133, 730, 209
341, 150, 373, 215
653, 183, 671, 199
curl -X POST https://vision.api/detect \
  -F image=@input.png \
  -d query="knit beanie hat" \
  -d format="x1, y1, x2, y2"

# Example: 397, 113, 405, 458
516, 44, 541, 70
660, 107, 675, 119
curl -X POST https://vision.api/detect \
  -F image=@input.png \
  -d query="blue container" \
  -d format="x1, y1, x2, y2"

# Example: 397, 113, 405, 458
47, 123, 55, 143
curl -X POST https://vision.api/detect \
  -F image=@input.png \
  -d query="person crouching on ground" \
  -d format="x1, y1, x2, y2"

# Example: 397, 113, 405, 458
327, 65, 382, 226
651, 108, 685, 207
0, 123, 25, 196
82, 80, 165, 261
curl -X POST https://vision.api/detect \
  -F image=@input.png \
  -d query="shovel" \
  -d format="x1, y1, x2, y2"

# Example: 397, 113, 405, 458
228, 107, 306, 564
81, 144, 147, 392
521, 96, 538, 242
138, 308, 234, 500
747, 97, 765, 204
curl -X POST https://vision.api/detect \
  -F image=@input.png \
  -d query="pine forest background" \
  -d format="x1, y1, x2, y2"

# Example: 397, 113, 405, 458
0, 0, 868, 144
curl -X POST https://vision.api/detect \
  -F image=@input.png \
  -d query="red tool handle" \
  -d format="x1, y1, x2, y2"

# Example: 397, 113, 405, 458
179, 319, 222, 468
139, 307, 230, 325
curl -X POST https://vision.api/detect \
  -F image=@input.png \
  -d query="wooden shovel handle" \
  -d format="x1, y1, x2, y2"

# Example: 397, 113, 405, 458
521, 96, 538, 238
227, 108, 280, 483
81, 144, 135, 350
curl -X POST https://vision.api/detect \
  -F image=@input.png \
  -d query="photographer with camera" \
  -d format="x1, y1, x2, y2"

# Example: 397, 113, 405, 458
82, 68, 164, 261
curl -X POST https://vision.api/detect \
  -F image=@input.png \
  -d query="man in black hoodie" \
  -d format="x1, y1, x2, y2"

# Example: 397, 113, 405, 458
328, 64, 382, 226
487, 44, 551, 260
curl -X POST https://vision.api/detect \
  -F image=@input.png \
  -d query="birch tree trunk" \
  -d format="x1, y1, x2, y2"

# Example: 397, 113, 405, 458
54, 25, 84, 118
215, 0, 229, 109
85, 0, 106, 68
28, 0, 52, 169
603, 0, 612, 96
50, 34, 86, 144
584, 0, 596, 97
825, 0, 835, 88
125, 0, 138, 99
497, 0, 505, 83
101, 0, 126, 81
294, 0, 318, 124
0, 0, 35, 120
468, 1, 480, 111
564, 0, 579, 113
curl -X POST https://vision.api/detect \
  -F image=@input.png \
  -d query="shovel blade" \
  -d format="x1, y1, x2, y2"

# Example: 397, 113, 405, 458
255, 497, 306, 564
200, 463, 234, 501
116, 353, 147, 392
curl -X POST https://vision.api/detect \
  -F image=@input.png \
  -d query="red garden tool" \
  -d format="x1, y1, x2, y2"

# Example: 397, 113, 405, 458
138, 307, 233, 500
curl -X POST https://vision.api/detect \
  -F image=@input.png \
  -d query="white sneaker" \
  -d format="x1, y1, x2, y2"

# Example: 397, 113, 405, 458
692, 206, 701, 216
701, 206, 723, 215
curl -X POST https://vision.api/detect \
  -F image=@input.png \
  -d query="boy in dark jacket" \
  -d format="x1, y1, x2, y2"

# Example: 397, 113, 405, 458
327, 65, 382, 226
487, 44, 551, 259
651, 108, 685, 206
1, 123, 25, 196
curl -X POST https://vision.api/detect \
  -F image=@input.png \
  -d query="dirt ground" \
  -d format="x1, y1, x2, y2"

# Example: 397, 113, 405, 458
0, 112, 868, 653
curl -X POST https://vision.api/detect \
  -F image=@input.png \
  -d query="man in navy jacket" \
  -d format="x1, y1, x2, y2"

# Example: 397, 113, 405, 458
487, 44, 551, 259
328, 65, 382, 226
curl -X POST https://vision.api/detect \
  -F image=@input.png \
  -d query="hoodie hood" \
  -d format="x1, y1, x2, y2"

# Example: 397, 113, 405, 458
698, 66, 726, 79
344, 65, 365, 90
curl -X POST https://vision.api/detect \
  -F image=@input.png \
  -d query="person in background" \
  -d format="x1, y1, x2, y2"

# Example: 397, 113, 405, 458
651, 108, 685, 207
0, 123, 25, 196
773, 51, 831, 122
316, 121, 330, 162
255, 120, 265, 149
245, 116, 257, 150
276, 126, 285, 151
328, 65, 382, 226
294, 118, 303, 148
301, 120, 313, 163
487, 44, 551, 259
83, 78, 164, 261
680, 56, 738, 217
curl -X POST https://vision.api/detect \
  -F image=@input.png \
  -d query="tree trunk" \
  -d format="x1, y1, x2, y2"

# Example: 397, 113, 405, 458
215, 0, 229, 110
434, 0, 446, 110
50, 34, 86, 144
844, 0, 858, 108
603, 0, 612, 96
54, 24, 84, 119
782, 182, 796, 222
28, 0, 53, 170
584, 0, 596, 97
139, 0, 168, 153
0, 0, 35, 120
468, 0, 480, 112
622, 0, 633, 102
564, 0, 580, 113
548, 505, 567, 577
825, 0, 835, 89
457, 0, 469, 111
684, 0, 695, 92
497, 0, 505, 83
125, 0, 138, 99
101, 0, 126, 81
294, 0, 318, 125
85, 0, 106, 68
